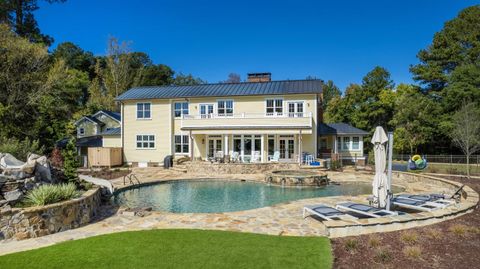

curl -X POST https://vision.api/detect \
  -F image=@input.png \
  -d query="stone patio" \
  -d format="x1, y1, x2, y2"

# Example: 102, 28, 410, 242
0, 168, 477, 256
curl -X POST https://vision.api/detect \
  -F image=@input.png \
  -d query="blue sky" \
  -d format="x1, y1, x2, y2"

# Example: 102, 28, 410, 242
37, 0, 478, 90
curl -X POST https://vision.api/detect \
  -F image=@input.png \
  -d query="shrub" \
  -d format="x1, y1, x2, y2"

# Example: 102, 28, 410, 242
50, 147, 64, 168
449, 224, 467, 237
368, 235, 381, 248
400, 231, 418, 244
24, 183, 80, 206
403, 246, 422, 259
374, 248, 392, 263
344, 238, 358, 252
0, 137, 45, 161
62, 137, 79, 184
426, 228, 442, 239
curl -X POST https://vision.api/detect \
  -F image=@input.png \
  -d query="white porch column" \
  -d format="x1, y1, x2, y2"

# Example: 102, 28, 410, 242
189, 130, 194, 161
260, 134, 265, 162
334, 135, 338, 154
224, 134, 229, 156
298, 130, 303, 164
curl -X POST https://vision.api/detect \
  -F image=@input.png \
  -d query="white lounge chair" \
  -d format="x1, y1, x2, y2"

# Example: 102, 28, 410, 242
303, 204, 356, 221
391, 197, 446, 212
252, 151, 261, 163
336, 202, 398, 218
396, 194, 455, 206
230, 152, 240, 163
269, 151, 280, 162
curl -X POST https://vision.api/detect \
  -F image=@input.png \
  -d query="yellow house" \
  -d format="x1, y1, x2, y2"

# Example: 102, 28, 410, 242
116, 73, 367, 167
73, 110, 122, 166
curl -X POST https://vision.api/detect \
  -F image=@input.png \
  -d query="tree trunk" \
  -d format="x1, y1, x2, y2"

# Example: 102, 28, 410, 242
466, 152, 470, 178
15, 0, 23, 35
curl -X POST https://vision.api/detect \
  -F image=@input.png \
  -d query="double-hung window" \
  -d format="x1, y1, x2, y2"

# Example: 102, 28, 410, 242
174, 102, 189, 118
342, 137, 350, 150
79, 128, 85, 136
266, 99, 283, 116
217, 100, 233, 116
174, 135, 189, 154
352, 137, 360, 150
136, 135, 155, 149
137, 103, 151, 119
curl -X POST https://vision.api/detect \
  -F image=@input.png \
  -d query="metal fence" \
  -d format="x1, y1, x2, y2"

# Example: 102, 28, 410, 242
392, 154, 480, 176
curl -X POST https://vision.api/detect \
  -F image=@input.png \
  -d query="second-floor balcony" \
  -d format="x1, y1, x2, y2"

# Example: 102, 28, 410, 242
181, 112, 313, 130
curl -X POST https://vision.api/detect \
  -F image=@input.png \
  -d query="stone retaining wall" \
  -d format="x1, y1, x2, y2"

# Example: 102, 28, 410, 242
0, 187, 101, 240
185, 162, 300, 174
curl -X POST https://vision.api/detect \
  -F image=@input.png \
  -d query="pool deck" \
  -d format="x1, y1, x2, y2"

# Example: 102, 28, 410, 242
0, 169, 477, 256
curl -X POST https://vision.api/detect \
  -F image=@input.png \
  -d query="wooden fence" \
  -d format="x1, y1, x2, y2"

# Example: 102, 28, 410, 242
87, 147, 123, 167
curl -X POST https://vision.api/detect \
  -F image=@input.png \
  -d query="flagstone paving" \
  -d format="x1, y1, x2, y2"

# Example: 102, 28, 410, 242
0, 169, 471, 256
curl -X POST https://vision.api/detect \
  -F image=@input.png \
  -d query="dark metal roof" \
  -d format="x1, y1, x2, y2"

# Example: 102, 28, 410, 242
85, 116, 104, 126
99, 110, 121, 121
100, 127, 121, 136
318, 123, 368, 135
76, 136, 103, 147
116, 80, 323, 101
56, 136, 103, 149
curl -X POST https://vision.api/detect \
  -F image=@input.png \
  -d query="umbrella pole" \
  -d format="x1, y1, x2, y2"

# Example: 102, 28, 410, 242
386, 132, 394, 211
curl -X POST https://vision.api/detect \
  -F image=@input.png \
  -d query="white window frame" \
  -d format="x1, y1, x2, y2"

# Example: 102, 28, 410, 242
136, 134, 156, 149
174, 102, 189, 118
337, 136, 363, 151
174, 134, 190, 154
352, 136, 360, 150
286, 100, 305, 117
199, 103, 215, 118
136, 102, 152, 120
216, 99, 234, 117
265, 97, 284, 117
79, 127, 85, 136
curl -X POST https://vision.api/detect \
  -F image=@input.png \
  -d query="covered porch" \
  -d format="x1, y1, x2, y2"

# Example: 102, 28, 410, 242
184, 128, 314, 164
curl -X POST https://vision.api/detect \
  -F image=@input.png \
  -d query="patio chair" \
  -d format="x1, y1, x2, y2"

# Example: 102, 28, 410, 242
391, 197, 447, 212
231, 152, 240, 163
336, 202, 398, 218
252, 151, 261, 163
303, 204, 357, 221
269, 151, 280, 162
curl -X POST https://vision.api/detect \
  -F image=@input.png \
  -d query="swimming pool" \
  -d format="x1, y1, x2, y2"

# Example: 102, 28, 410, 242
113, 180, 401, 213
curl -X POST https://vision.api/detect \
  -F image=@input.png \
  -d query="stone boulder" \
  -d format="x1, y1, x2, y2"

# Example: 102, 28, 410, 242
28, 154, 53, 183
3, 189, 23, 202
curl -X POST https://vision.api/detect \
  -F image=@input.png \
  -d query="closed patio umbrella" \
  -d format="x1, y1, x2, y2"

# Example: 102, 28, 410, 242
371, 126, 388, 208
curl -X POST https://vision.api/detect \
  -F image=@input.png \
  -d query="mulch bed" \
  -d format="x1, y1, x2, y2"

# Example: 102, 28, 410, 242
79, 169, 131, 180
332, 175, 480, 269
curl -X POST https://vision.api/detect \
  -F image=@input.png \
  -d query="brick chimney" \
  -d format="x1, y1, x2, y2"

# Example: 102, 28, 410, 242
247, 73, 271, 82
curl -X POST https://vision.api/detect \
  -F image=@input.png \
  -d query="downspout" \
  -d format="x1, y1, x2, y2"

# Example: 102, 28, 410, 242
121, 101, 125, 163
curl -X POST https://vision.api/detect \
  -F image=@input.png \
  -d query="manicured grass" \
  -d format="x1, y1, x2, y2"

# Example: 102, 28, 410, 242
0, 229, 332, 269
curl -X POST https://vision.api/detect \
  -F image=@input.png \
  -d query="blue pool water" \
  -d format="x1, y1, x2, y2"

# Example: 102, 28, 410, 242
113, 180, 400, 213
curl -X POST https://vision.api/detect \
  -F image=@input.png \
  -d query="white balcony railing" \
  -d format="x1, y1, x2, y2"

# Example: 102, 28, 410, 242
181, 112, 313, 130
182, 112, 312, 120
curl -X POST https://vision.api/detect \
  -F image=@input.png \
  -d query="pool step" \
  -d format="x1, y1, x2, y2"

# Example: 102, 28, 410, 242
170, 165, 187, 173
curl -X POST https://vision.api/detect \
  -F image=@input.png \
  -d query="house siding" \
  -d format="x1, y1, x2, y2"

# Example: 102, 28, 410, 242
123, 99, 172, 163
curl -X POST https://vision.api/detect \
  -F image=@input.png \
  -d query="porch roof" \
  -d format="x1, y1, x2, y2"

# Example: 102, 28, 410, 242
318, 123, 368, 136
189, 128, 312, 135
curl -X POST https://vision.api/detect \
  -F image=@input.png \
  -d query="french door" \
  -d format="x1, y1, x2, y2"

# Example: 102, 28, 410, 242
200, 104, 214, 118
287, 101, 304, 117
279, 137, 295, 160
207, 136, 222, 158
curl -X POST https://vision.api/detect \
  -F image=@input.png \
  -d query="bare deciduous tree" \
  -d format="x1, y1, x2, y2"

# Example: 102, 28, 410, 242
449, 102, 480, 178
105, 37, 132, 98
225, 73, 240, 83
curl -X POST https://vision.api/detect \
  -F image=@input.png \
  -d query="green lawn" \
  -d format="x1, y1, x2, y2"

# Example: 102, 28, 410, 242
0, 229, 332, 269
